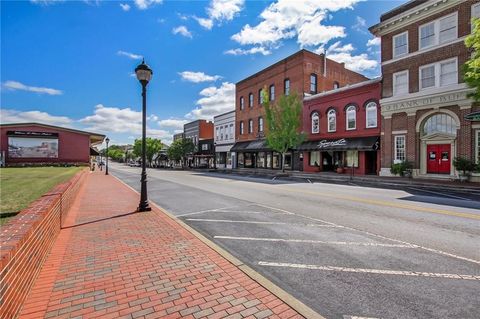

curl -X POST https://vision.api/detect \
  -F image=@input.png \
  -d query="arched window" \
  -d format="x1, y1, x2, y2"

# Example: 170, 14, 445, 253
422, 113, 457, 136
258, 117, 264, 132
310, 74, 317, 94
366, 102, 378, 128
258, 88, 264, 105
248, 119, 253, 133
311, 112, 320, 134
327, 109, 336, 132
346, 105, 356, 130
333, 81, 340, 89
239, 121, 244, 135
269, 85, 275, 101
240, 96, 244, 110
249, 93, 253, 107
284, 79, 290, 96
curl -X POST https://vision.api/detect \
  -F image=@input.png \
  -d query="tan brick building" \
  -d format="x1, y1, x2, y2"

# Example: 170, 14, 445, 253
232, 49, 368, 170
370, 0, 480, 180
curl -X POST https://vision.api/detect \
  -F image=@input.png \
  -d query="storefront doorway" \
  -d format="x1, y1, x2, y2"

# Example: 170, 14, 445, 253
427, 144, 451, 174
365, 151, 377, 175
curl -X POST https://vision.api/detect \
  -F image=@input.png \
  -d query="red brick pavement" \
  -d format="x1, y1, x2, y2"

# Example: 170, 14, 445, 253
18, 170, 305, 319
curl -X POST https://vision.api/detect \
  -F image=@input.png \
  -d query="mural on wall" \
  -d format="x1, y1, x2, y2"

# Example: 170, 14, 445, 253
8, 137, 58, 158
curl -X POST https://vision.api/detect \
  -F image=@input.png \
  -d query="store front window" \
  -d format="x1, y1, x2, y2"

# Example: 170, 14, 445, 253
345, 150, 359, 167
310, 151, 320, 166
257, 152, 266, 168
238, 153, 244, 168
244, 153, 254, 168
273, 153, 281, 169
266, 153, 272, 168
284, 152, 292, 169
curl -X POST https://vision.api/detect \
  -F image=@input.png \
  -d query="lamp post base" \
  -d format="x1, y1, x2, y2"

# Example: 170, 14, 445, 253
137, 204, 152, 212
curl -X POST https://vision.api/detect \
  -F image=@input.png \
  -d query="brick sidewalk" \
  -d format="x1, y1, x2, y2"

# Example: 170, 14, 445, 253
18, 170, 305, 319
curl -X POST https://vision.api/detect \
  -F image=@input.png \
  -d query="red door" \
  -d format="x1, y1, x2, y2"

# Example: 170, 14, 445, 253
427, 144, 450, 174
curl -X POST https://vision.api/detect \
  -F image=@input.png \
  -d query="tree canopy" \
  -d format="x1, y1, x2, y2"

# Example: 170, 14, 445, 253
464, 18, 480, 101
262, 88, 305, 171
133, 138, 164, 166
167, 138, 194, 167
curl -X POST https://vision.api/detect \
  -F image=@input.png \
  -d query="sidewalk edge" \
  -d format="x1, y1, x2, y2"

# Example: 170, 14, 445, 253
110, 174, 325, 319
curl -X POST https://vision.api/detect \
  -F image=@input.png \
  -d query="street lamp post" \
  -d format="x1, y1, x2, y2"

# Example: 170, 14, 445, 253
135, 59, 152, 212
105, 137, 110, 175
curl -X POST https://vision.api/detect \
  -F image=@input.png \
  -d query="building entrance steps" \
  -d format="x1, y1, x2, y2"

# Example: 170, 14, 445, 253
18, 170, 315, 319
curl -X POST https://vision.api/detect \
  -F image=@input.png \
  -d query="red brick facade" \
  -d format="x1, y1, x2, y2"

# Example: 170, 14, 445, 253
370, 0, 480, 179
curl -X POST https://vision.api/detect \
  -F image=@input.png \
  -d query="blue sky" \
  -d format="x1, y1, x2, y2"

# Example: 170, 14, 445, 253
1, 0, 405, 145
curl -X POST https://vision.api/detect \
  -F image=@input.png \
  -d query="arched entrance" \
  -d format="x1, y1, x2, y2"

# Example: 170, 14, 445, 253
418, 112, 459, 176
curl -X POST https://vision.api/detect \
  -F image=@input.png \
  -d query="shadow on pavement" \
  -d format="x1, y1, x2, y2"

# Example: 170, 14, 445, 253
62, 210, 140, 229
398, 195, 480, 210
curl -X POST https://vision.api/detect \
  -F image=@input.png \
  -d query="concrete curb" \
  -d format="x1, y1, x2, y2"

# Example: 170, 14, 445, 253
110, 173, 325, 319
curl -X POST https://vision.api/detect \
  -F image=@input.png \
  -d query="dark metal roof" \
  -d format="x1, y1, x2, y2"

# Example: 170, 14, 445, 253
231, 139, 271, 152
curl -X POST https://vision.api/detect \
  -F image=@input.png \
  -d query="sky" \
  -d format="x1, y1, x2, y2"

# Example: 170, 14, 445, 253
1, 0, 405, 146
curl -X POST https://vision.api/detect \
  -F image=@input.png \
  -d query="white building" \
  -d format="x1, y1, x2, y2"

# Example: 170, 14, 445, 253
214, 110, 236, 169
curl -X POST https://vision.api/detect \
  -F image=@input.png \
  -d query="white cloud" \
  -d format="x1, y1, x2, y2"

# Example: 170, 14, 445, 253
186, 82, 235, 120
172, 26, 193, 38
231, 0, 359, 52
120, 3, 131, 11
30, 0, 64, 5
0, 109, 72, 125
193, 16, 214, 30
3, 81, 63, 95
367, 37, 381, 47
158, 119, 188, 130
134, 0, 163, 10
224, 47, 272, 56
117, 50, 142, 60
179, 71, 222, 83
352, 16, 367, 33
324, 42, 378, 72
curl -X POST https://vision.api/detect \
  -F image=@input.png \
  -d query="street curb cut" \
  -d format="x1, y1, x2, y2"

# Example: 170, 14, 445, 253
110, 173, 325, 319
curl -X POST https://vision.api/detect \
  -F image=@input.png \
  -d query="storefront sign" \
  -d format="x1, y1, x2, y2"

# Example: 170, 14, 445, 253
317, 139, 347, 149
382, 91, 469, 113
7, 131, 59, 138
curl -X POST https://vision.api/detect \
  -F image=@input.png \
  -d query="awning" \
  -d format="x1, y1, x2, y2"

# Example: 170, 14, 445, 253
231, 139, 270, 152
90, 147, 100, 156
297, 136, 380, 151
465, 111, 480, 121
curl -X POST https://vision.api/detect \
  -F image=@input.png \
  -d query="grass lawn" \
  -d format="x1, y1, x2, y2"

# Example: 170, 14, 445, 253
0, 167, 82, 225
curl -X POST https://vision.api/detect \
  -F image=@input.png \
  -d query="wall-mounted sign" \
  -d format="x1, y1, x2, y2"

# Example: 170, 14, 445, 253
317, 139, 347, 149
465, 111, 480, 121
7, 131, 59, 138
382, 90, 471, 113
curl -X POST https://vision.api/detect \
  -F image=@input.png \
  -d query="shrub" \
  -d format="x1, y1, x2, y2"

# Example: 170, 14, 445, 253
453, 157, 475, 176
390, 161, 412, 177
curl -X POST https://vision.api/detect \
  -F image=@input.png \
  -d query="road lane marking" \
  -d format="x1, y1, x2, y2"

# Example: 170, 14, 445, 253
186, 218, 338, 227
258, 261, 480, 281
214, 236, 417, 248
176, 205, 244, 217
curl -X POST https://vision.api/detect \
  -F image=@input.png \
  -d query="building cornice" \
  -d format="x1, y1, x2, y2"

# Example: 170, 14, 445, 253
369, 0, 458, 37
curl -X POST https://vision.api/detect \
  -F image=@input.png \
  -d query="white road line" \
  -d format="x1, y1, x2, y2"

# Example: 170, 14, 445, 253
176, 205, 243, 217
255, 205, 480, 265
186, 218, 338, 227
407, 187, 472, 201
214, 236, 417, 248
258, 261, 480, 281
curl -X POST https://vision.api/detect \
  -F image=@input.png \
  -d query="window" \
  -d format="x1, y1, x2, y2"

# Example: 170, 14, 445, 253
239, 121, 244, 135
225, 126, 228, 140
248, 119, 253, 133
269, 85, 275, 101
310, 74, 317, 94
201, 144, 209, 151
420, 58, 457, 90
258, 117, 264, 132
366, 102, 378, 128
309, 151, 320, 166
229, 124, 233, 138
333, 82, 339, 89
476, 130, 480, 164
394, 135, 406, 163
258, 89, 264, 105
249, 93, 253, 107
346, 150, 359, 167
240, 96, 244, 110
311, 112, 320, 134
327, 109, 336, 132
393, 31, 408, 58
216, 127, 219, 140
257, 152, 266, 168
422, 113, 457, 136
473, 3, 480, 19
346, 105, 356, 130
393, 70, 408, 96
220, 126, 224, 140
284, 79, 290, 96
419, 13, 457, 49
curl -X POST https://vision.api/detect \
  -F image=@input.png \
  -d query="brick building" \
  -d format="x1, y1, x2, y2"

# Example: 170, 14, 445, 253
0, 122, 104, 166
299, 78, 382, 175
183, 119, 214, 168
232, 49, 369, 170
370, 0, 480, 179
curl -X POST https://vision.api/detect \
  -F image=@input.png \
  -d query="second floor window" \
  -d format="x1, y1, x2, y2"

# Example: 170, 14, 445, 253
327, 109, 336, 132
393, 31, 408, 58
393, 70, 408, 96
249, 93, 253, 107
310, 74, 317, 94
258, 88, 264, 105
269, 85, 275, 101
366, 102, 378, 128
240, 121, 244, 135
284, 79, 290, 95
420, 58, 457, 90
258, 117, 264, 132
240, 96, 244, 110
346, 105, 356, 130
248, 119, 253, 133
311, 112, 319, 134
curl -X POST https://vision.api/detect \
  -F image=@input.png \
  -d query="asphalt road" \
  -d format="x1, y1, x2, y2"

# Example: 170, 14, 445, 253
109, 163, 480, 319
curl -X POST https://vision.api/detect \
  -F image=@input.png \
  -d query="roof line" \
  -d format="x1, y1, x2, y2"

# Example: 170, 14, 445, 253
304, 77, 382, 101
0, 122, 105, 138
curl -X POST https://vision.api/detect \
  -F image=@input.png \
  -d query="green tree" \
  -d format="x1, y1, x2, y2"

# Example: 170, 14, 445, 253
167, 138, 194, 168
262, 88, 305, 172
133, 138, 163, 167
464, 18, 480, 101
107, 145, 126, 161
